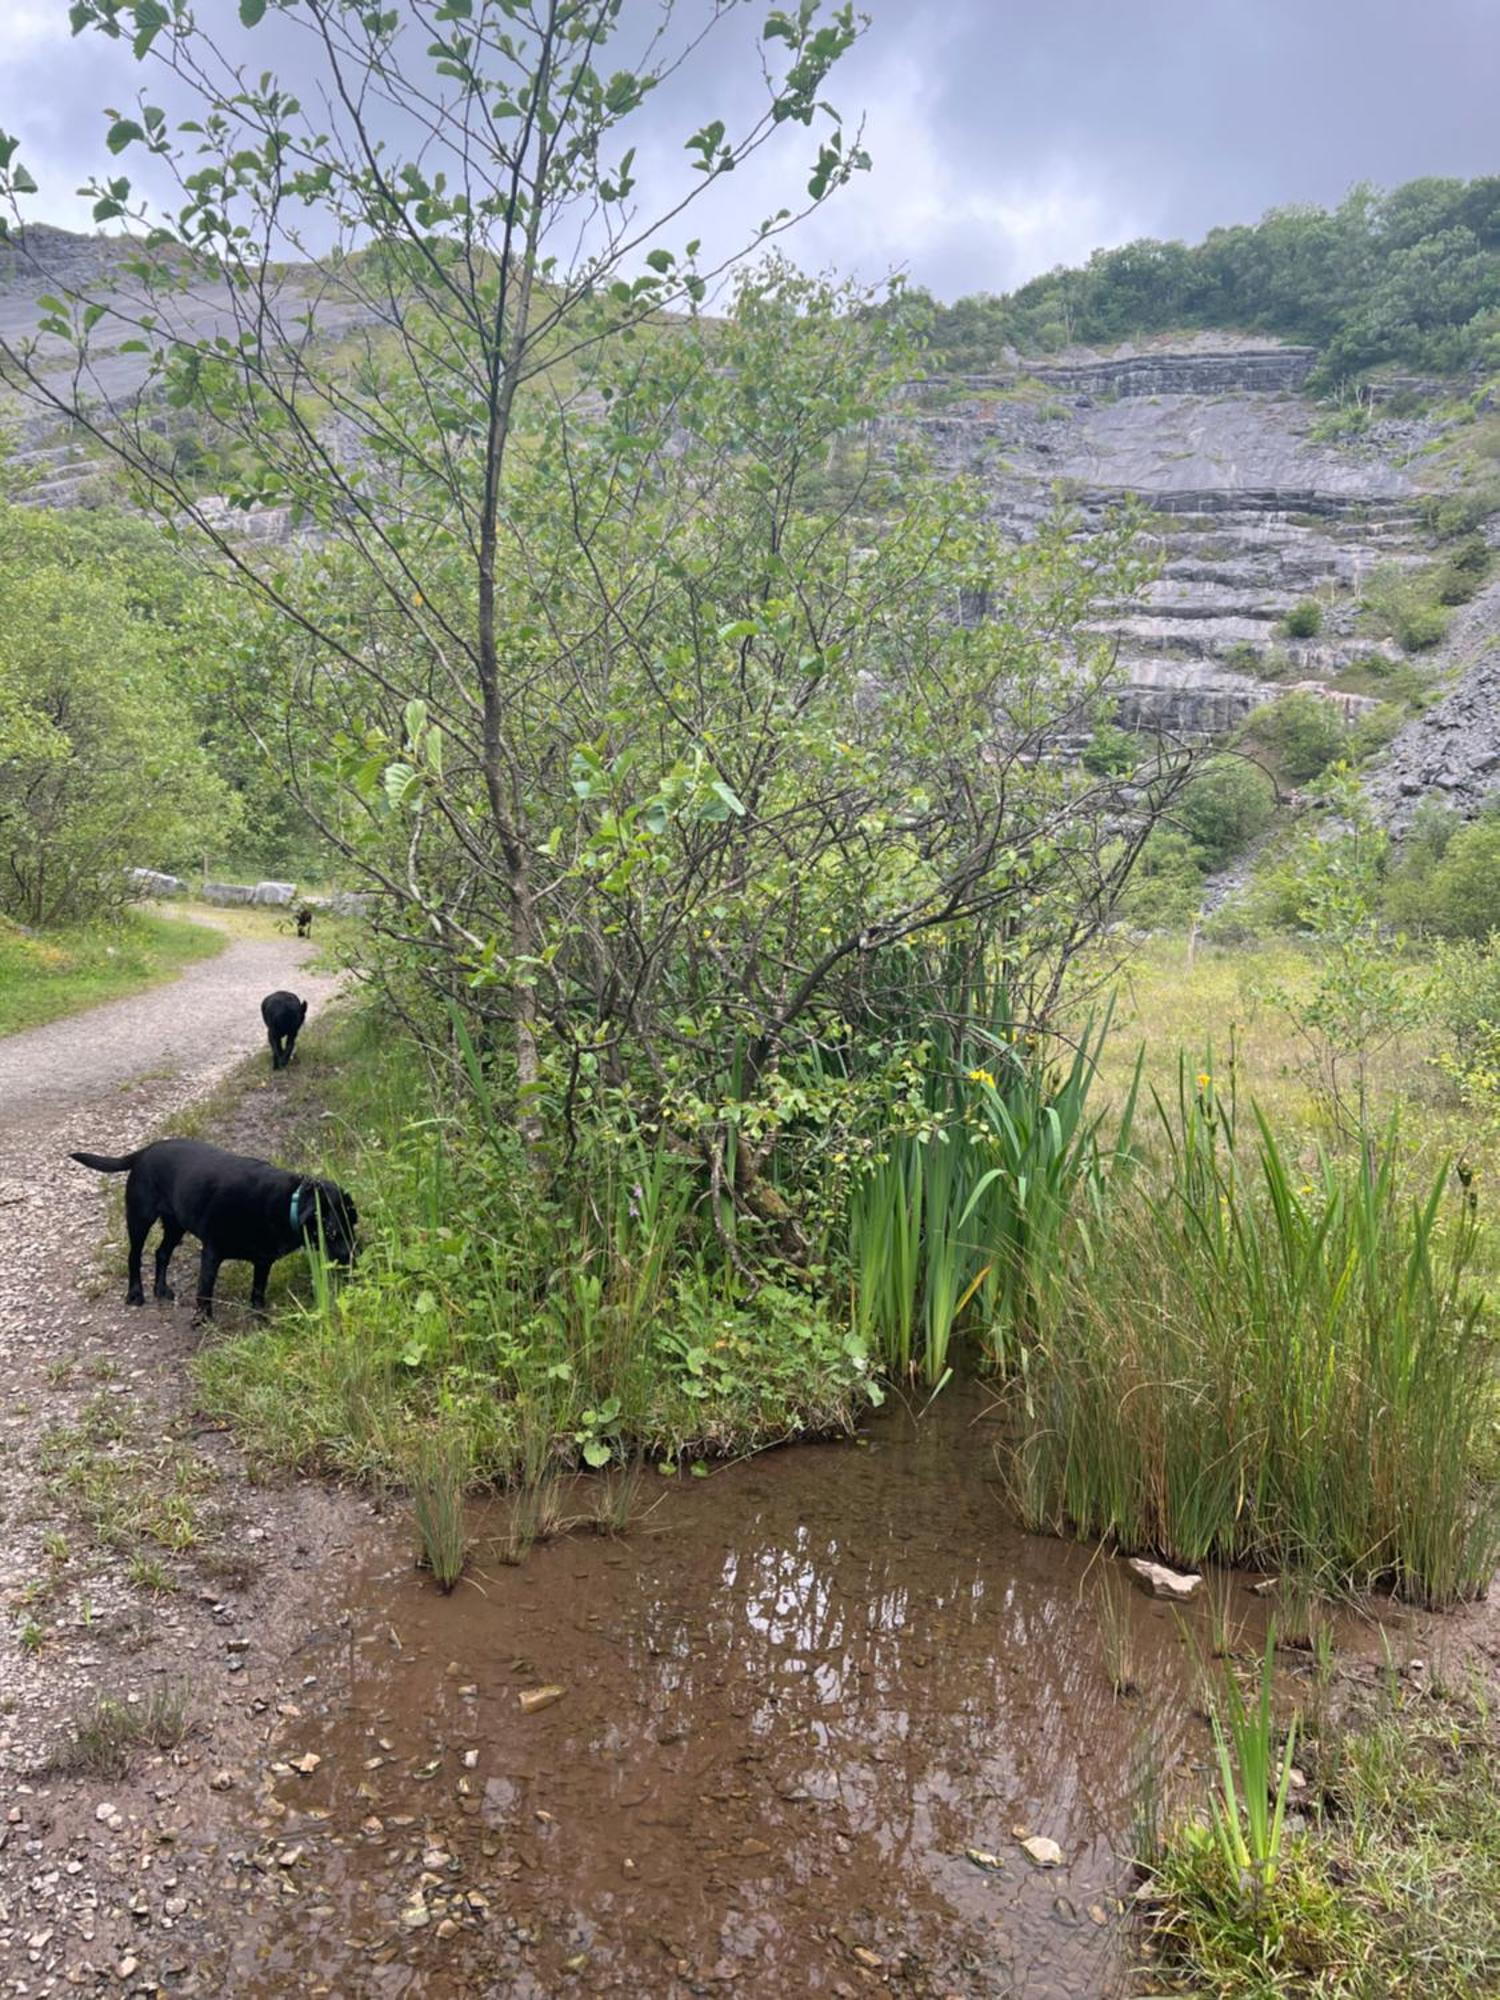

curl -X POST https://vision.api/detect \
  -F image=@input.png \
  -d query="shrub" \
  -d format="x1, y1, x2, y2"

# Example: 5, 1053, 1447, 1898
1361, 562, 1450, 653
1174, 756, 1277, 871
1389, 816, 1500, 939
1282, 599, 1323, 639
1120, 828, 1206, 928
1244, 691, 1347, 784
1400, 602, 1451, 650
1081, 722, 1141, 776
1429, 933, 1500, 1064
1344, 700, 1403, 761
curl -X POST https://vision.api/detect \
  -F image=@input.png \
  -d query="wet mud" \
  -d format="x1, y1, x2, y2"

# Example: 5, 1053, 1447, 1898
226, 1390, 1275, 1998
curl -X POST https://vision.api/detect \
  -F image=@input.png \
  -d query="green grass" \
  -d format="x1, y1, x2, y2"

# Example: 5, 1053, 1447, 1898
0, 907, 224, 1035
1144, 1679, 1500, 1997
1005, 1074, 1500, 1605
50, 1685, 191, 1777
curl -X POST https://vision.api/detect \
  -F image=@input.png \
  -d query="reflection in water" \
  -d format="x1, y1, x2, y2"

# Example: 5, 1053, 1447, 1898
232, 1390, 1222, 1998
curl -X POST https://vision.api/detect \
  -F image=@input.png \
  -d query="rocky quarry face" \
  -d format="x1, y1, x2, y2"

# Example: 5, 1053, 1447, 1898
3, 226, 1497, 831
885, 347, 1500, 833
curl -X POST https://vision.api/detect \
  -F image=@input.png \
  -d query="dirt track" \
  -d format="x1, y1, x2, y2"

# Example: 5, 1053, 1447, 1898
0, 916, 360, 1992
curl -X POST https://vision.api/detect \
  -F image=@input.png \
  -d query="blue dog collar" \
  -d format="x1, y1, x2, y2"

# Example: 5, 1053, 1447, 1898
290, 1185, 303, 1231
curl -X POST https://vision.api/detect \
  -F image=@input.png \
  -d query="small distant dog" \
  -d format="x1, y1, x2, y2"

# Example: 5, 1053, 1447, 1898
261, 990, 308, 1071
295, 905, 314, 939
70, 1138, 358, 1319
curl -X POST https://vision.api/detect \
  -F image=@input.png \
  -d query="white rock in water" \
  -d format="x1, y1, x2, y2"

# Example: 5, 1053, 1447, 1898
1020, 1835, 1064, 1867
1127, 1558, 1202, 1601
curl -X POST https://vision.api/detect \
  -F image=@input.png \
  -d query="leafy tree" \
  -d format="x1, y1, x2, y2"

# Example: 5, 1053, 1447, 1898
0, 0, 871, 1145
0, 504, 234, 922
0, 3, 1195, 1240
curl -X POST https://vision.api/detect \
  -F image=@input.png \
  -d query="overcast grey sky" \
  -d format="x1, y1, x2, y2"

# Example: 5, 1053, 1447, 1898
4, 0, 1497, 300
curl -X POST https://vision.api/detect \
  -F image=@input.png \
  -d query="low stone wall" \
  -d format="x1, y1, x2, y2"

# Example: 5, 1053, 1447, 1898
126, 868, 188, 898
199, 879, 298, 908
129, 871, 374, 917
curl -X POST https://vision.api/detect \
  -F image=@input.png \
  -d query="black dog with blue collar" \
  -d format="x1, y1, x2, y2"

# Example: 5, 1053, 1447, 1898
71, 1137, 358, 1320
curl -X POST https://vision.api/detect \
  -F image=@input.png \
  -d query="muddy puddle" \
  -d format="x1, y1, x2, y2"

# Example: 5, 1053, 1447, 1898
227, 1390, 1410, 1998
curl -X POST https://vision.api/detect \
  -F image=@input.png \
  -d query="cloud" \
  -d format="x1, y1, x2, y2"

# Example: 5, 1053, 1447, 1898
0, 0, 1495, 297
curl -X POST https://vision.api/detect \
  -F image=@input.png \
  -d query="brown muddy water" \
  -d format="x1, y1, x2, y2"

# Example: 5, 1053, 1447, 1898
229, 1390, 1361, 1998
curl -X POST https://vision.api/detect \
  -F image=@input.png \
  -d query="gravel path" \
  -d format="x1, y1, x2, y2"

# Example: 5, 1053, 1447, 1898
0, 923, 341, 1133
0, 916, 363, 1993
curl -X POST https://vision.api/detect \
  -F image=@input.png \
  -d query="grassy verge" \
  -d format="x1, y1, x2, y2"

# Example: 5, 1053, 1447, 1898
0, 907, 225, 1036
194, 1008, 878, 1489
1143, 1673, 1500, 1997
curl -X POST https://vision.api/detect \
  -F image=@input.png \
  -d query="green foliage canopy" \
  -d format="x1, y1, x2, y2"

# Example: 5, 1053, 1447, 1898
0, 505, 234, 923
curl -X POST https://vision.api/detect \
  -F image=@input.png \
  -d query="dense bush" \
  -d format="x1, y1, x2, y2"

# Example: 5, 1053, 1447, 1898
1173, 756, 1278, 869
1282, 599, 1323, 639
1244, 691, 1347, 783
1387, 816, 1500, 939
1429, 934, 1500, 1067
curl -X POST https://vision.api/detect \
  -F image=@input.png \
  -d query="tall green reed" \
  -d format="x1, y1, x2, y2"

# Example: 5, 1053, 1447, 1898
844, 989, 1134, 1384
1007, 1061, 1500, 1605
1206, 1628, 1299, 1900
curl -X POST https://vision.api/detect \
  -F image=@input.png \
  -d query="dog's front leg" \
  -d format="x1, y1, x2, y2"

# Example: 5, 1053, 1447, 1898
193, 1245, 222, 1321
249, 1260, 273, 1313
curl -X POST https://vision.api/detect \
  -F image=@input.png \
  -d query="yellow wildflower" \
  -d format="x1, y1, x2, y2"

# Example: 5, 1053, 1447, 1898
967, 1066, 997, 1089
1196, 1071, 1212, 1090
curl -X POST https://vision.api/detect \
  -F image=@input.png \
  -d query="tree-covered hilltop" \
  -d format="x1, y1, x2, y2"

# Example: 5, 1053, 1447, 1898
907, 177, 1500, 382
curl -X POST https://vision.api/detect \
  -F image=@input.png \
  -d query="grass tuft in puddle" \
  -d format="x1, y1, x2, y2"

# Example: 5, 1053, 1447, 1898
411, 1435, 469, 1592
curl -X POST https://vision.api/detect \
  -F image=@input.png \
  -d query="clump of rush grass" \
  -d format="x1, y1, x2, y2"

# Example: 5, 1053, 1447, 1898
589, 1462, 647, 1537
1094, 1558, 1141, 1696
499, 1472, 570, 1566
53, 1684, 191, 1777
1204, 1571, 1245, 1660
411, 1435, 469, 1593
1005, 1066, 1500, 1606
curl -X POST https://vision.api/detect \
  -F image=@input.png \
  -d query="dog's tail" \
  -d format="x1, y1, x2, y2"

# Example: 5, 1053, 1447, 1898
70, 1149, 143, 1174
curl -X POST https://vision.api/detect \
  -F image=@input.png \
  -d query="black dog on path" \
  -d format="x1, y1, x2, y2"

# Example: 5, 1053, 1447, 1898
71, 1138, 358, 1319
261, 990, 308, 1071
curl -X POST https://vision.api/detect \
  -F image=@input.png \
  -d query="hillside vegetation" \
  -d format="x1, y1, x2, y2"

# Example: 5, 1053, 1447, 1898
902, 176, 1500, 382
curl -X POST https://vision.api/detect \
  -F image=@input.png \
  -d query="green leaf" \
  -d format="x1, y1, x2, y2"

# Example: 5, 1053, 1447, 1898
130, 0, 168, 58
582, 1440, 612, 1469
106, 119, 145, 155
383, 759, 418, 806
239, 0, 268, 24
